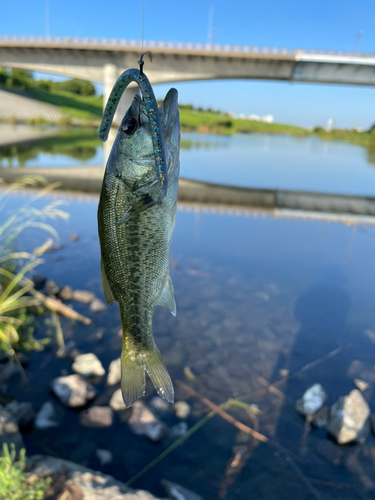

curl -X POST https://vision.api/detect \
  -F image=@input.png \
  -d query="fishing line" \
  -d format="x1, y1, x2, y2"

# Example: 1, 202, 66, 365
141, 0, 145, 55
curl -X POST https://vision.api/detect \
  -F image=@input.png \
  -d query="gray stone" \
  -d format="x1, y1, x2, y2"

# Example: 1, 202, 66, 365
128, 401, 168, 442
34, 402, 58, 429
5, 401, 35, 427
295, 384, 327, 416
354, 378, 369, 392
162, 479, 203, 500
27, 455, 163, 499
327, 389, 370, 444
311, 406, 329, 429
169, 422, 188, 440
96, 449, 113, 465
90, 298, 107, 313
45, 279, 61, 296
59, 285, 73, 301
51, 374, 96, 407
107, 358, 121, 386
72, 290, 95, 303
80, 406, 113, 428
174, 401, 191, 419
149, 396, 171, 414
0, 408, 24, 456
109, 389, 126, 411
72, 353, 105, 378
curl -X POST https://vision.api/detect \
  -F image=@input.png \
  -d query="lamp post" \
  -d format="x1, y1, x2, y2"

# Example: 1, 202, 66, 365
353, 30, 364, 52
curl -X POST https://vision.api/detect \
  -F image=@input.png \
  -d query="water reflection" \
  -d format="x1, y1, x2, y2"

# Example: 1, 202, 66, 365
2, 130, 375, 197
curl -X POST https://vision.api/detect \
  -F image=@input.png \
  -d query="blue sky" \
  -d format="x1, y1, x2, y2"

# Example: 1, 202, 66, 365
1, 0, 375, 128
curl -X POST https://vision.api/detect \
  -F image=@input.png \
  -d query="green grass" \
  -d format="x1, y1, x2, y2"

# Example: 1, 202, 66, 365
0, 444, 51, 500
26, 88, 103, 122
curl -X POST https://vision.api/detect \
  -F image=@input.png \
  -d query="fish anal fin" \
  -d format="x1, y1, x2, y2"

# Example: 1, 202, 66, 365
157, 275, 176, 316
144, 347, 174, 403
101, 259, 114, 305
121, 349, 146, 408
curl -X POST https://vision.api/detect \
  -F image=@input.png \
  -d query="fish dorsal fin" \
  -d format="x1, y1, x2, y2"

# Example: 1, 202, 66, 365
157, 275, 176, 316
101, 259, 114, 305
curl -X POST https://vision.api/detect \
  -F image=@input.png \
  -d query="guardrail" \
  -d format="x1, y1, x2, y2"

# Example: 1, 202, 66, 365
0, 35, 374, 58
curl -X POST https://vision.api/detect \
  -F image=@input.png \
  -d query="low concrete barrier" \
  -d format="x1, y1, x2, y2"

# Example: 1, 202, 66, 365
1, 166, 375, 218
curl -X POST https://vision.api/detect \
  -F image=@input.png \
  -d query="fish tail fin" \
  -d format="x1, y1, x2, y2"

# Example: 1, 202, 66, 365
121, 346, 146, 408
121, 338, 174, 408
144, 346, 174, 404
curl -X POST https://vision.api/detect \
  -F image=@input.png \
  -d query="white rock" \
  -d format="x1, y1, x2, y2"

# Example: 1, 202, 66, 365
354, 378, 369, 392
90, 298, 107, 313
295, 384, 327, 416
327, 389, 370, 444
35, 402, 58, 429
96, 449, 113, 465
107, 358, 121, 386
109, 389, 126, 411
51, 374, 96, 407
162, 479, 203, 500
174, 401, 191, 420
72, 290, 95, 303
128, 401, 168, 442
72, 353, 105, 378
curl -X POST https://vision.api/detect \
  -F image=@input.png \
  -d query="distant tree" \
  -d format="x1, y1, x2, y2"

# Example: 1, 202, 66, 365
7, 68, 34, 89
0, 67, 8, 86
313, 126, 325, 134
197, 106, 203, 113
53, 78, 95, 96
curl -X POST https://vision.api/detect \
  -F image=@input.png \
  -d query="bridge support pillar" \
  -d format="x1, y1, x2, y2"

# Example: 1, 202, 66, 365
103, 63, 138, 162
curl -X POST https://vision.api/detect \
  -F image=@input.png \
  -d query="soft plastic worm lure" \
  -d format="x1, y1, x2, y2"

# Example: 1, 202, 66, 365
99, 66, 168, 198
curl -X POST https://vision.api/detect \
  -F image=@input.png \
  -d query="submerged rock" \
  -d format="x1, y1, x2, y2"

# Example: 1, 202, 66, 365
169, 422, 188, 440
90, 298, 107, 313
59, 285, 73, 301
174, 401, 191, 420
5, 401, 35, 428
51, 374, 96, 407
34, 402, 58, 429
295, 384, 327, 416
128, 401, 168, 442
107, 358, 121, 386
45, 279, 61, 296
72, 353, 105, 378
354, 378, 369, 392
28, 455, 163, 499
69, 232, 79, 242
96, 449, 113, 465
0, 408, 24, 456
149, 396, 171, 414
327, 389, 370, 444
310, 406, 329, 430
162, 479, 203, 500
72, 290, 95, 303
32, 274, 46, 291
80, 406, 113, 428
109, 389, 126, 412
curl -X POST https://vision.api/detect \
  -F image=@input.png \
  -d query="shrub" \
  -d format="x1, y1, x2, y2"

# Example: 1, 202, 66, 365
0, 444, 51, 500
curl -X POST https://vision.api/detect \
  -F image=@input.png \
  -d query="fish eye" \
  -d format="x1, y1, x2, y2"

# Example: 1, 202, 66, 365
121, 117, 138, 135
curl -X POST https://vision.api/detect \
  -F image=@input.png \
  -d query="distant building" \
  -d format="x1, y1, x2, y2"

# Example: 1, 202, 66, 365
326, 118, 334, 131
227, 111, 235, 118
238, 113, 246, 120
248, 114, 260, 121
352, 126, 364, 132
261, 115, 274, 123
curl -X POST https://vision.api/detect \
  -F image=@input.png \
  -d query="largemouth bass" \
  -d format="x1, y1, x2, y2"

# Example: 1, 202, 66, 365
97, 68, 180, 407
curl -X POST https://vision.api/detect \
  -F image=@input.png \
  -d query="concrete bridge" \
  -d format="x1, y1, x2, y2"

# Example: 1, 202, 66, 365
1, 35, 375, 120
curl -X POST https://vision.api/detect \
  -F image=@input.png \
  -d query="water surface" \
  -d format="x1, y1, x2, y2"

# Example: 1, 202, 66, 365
3, 190, 375, 500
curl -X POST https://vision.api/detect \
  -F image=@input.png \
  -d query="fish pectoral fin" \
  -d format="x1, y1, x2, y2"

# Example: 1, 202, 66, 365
157, 275, 176, 316
117, 195, 159, 225
101, 259, 114, 305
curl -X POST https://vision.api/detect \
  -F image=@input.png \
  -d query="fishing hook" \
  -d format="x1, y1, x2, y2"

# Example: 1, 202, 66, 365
138, 51, 152, 75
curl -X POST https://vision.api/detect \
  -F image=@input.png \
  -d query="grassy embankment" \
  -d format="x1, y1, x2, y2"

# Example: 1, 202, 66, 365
14, 85, 375, 154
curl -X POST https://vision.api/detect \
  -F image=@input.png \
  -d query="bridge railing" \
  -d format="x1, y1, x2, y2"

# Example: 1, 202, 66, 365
0, 35, 374, 58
